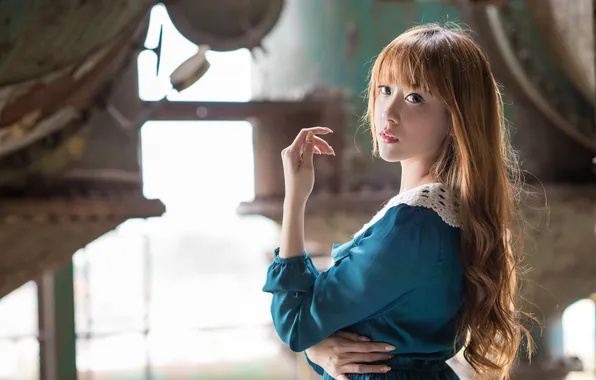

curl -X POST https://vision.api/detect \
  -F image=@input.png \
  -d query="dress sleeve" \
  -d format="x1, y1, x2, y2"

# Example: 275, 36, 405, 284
262, 204, 444, 352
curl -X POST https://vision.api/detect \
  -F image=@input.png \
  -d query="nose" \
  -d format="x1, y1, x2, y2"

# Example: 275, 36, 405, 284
383, 97, 400, 125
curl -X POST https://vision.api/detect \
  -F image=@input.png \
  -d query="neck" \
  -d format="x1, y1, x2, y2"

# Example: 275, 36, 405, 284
399, 158, 437, 193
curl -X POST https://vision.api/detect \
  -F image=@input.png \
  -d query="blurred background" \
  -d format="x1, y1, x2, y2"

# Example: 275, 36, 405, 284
0, 0, 594, 379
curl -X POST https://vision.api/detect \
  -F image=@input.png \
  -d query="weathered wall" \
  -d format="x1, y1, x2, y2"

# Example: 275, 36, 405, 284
253, 0, 462, 191
252, 0, 596, 185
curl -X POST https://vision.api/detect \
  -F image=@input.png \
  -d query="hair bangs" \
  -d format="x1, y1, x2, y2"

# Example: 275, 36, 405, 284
371, 37, 440, 95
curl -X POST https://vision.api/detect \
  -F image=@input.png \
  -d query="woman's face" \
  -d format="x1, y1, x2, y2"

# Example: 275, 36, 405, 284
374, 84, 449, 163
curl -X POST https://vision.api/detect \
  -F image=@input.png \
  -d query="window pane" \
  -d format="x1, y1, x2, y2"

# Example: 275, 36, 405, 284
0, 282, 38, 380
0, 338, 39, 380
77, 333, 147, 377
74, 231, 146, 335
148, 327, 294, 380
147, 225, 272, 331
0, 282, 37, 338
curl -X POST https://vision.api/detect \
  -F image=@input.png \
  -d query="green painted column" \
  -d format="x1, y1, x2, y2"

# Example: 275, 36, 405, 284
257, 0, 461, 98
546, 315, 564, 358
38, 261, 77, 380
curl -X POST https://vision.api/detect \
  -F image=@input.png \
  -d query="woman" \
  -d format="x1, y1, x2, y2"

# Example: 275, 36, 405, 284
263, 23, 533, 379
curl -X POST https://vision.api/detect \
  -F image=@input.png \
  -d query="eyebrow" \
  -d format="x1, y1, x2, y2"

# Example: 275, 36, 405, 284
377, 80, 433, 95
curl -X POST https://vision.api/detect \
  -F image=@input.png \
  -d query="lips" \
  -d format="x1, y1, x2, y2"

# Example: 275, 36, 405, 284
380, 130, 398, 143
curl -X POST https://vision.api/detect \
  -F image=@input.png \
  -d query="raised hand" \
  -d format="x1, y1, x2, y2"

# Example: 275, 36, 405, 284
281, 127, 334, 206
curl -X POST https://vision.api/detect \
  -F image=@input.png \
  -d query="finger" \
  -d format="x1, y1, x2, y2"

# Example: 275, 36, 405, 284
291, 126, 333, 151
301, 131, 315, 169
289, 127, 332, 164
300, 138, 327, 156
340, 364, 391, 374
341, 343, 395, 353
344, 353, 395, 364
312, 136, 335, 155
336, 375, 350, 380
335, 331, 371, 342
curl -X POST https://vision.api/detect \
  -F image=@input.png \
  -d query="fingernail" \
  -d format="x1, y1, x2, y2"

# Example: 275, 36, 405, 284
361, 336, 371, 341
383, 366, 391, 372
385, 345, 395, 351
306, 131, 314, 143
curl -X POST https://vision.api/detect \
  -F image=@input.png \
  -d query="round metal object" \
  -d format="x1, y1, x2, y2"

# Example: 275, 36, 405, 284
469, 3, 596, 153
167, 0, 284, 51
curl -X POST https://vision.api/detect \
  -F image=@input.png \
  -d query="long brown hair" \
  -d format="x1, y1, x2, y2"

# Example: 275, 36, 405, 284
365, 23, 534, 379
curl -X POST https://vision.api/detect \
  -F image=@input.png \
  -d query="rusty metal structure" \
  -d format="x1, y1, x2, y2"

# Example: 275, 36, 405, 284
0, 0, 594, 379
0, 1, 285, 378
0, 0, 161, 298
0, 0, 287, 297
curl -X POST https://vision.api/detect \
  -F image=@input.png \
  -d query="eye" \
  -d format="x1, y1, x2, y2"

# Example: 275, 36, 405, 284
405, 93, 425, 104
379, 86, 391, 95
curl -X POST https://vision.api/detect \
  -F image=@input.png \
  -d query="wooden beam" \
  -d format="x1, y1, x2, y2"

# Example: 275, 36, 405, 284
150, 100, 323, 121
0, 197, 165, 222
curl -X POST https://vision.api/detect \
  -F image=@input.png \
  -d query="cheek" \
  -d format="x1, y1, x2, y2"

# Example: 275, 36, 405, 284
411, 109, 448, 137
373, 99, 384, 127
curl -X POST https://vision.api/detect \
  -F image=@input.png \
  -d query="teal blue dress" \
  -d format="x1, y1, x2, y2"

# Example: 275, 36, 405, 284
263, 184, 465, 379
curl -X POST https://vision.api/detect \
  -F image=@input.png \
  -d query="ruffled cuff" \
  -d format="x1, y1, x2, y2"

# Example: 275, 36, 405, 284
262, 247, 319, 293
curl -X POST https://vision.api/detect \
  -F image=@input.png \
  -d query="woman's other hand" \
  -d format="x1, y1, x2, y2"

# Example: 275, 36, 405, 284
305, 331, 394, 380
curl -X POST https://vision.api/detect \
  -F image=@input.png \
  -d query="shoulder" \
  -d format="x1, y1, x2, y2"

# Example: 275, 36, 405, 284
388, 183, 461, 228
354, 183, 461, 239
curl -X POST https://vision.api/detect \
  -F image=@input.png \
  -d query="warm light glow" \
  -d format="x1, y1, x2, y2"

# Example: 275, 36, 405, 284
137, 3, 251, 103
2, 3, 280, 379
73, 3, 281, 375
563, 299, 596, 372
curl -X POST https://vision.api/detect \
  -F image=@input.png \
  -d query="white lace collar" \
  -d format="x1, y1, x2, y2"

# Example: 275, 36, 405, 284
354, 183, 461, 238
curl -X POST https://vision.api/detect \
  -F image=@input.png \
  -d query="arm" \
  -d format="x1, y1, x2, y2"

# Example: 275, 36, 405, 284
278, 126, 334, 262
263, 204, 442, 352
278, 199, 307, 259
304, 352, 325, 376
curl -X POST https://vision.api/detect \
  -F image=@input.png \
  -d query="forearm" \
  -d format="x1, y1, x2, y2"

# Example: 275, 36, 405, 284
279, 199, 306, 259
304, 351, 325, 376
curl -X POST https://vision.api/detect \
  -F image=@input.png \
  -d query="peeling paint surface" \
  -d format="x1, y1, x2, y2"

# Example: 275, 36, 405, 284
0, 0, 150, 85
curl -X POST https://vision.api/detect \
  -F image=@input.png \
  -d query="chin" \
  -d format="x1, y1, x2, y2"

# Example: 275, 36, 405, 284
378, 146, 408, 162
